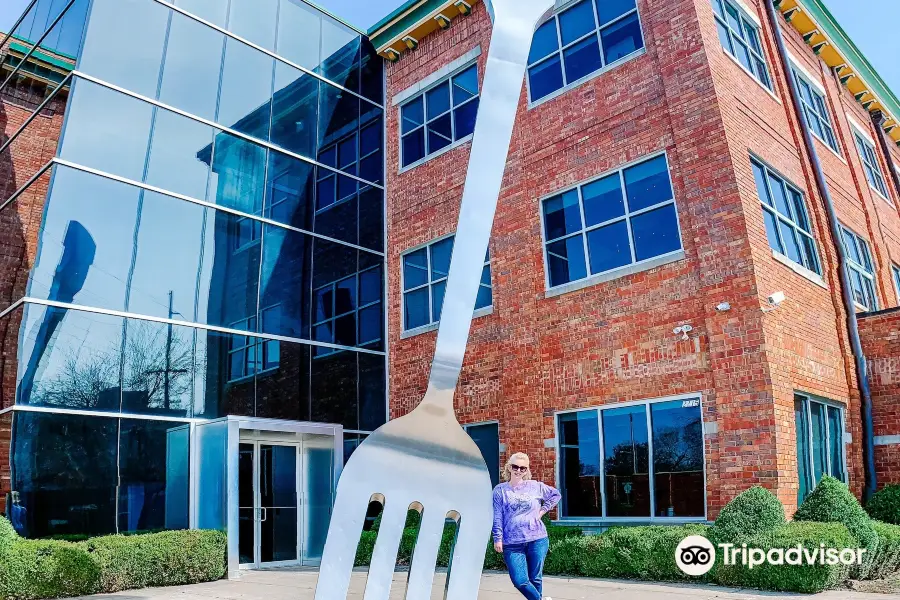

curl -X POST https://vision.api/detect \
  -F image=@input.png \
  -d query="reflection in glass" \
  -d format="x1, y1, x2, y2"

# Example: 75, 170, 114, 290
272, 62, 320, 159
145, 109, 214, 200
258, 224, 313, 340
277, 0, 322, 71
256, 343, 309, 421
319, 16, 359, 91
217, 38, 274, 140
16, 304, 124, 411
78, 0, 169, 98
12, 0, 89, 58
229, 0, 278, 51
265, 151, 315, 231
360, 38, 384, 104
359, 353, 386, 431
59, 79, 154, 182
319, 82, 360, 158
650, 400, 703, 517
466, 423, 500, 488
311, 350, 357, 429
158, 12, 225, 122
303, 438, 334, 561
795, 398, 811, 502
208, 132, 267, 216
558, 410, 601, 517
602, 405, 650, 517
10, 411, 118, 537
118, 419, 190, 531
238, 443, 254, 564
259, 444, 298, 563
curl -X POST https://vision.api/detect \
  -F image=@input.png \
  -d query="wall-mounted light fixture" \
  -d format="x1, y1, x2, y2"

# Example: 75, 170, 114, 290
673, 324, 694, 341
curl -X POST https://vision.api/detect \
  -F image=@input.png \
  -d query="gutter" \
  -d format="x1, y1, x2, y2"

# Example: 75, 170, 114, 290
763, 0, 877, 501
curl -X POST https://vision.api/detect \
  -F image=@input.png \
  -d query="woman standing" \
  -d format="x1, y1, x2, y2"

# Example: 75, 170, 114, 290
492, 452, 561, 600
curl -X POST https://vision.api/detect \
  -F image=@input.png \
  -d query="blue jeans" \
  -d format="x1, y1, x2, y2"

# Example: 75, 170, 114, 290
503, 537, 549, 600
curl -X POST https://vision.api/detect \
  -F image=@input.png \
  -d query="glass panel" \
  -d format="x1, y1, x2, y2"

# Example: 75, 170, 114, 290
303, 439, 334, 562
217, 38, 274, 140
360, 38, 384, 104
827, 407, 844, 481
256, 340, 309, 421
453, 66, 479, 104
59, 79, 154, 182
602, 405, 650, 517
767, 175, 792, 219
547, 236, 588, 287
624, 155, 672, 212
563, 36, 603, 83
651, 399, 704, 517
10, 411, 118, 537
229, 0, 278, 51
630, 203, 681, 261
529, 20, 560, 64
528, 56, 564, 102
404, 289, 429, 330
778, 219, 802, 264
582, 174, 625, 226
586, 220, 630, 273
403, 249, 429, 290
454, 98, 479, 140
559, 0, 596, 46
432, 280, 446, 322
600, 12, 643, 63
238, 443, 254, 564
265, 151, 315, 231
800, 235, 820, 275
319, 84, 361, 158
752, 161, 772, 206
145, 108, 214, 200
403, 130, 426, 166
430, 237, 453, 280
271, 62, 320, 158
79, 0, 169, 98
159, 12, 225, 122
716, 20, 733, 55
762, 209, 782, 254
259, 445, 298, 563
311, 350, 358, 429
794, 398, 811, 503
118, 419, 190, 532
475, 281, 492, 310
426, 82, 451, 120
810, 401, 827, 486
402, 97, 425, 134
596, 0, 637, 24
558, 411, 601, 517
466, 423, 501, 488
258, 224, 313, 339
543, 190, 583, 240
209, 132, 268, 215
789, 189, 810, 231
277, 0, 322, 71
359, 353, 386, 431
841, 228, 862, 264
319, 16, 359, 90
176, 0, 228, 27
358, 186, 384, 252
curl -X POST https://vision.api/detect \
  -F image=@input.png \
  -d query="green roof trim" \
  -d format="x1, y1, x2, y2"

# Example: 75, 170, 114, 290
798, 0, 900, 122
368, 0, 424, 36
9, 40, 75, 71
299, 0, 366, 36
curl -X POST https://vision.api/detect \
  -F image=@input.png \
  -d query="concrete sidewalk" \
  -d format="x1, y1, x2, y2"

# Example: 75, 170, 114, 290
76, 567, 895, 600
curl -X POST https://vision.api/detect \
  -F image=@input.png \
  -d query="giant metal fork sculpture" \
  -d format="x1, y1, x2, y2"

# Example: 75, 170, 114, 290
314, 1, 554, 598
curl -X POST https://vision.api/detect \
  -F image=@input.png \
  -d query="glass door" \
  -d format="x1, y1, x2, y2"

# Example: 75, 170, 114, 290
237, 442, 300, 568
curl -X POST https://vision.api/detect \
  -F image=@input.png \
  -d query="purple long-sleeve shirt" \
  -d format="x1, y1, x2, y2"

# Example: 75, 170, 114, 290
491, 480, 561, 545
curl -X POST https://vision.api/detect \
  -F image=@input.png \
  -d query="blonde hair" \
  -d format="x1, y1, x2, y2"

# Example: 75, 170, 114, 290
503, 452, 532, 482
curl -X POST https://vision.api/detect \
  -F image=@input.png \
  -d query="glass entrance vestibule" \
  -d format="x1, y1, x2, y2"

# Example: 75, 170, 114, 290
193, 417, 342, 578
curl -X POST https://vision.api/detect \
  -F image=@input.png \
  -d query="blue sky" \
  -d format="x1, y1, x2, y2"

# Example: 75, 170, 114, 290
1, 0, 896, 93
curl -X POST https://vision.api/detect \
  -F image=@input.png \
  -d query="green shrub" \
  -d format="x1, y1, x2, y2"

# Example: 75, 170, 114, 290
715, 521, 854, 593
793, 476, 878, 578
82, 529, 226, 593
0, 539, 101, 600
710, 486, 785, 544
0, 517, 18, 553
867, 485, 900, 525
870, 521, 900, 581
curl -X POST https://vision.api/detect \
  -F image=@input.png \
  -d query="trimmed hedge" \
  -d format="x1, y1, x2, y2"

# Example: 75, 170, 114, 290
870, 521, 900, 581
867, 485, 900, 526
794, 476, 878, 579
0, 519, 226, 600
710, 486, 785, 544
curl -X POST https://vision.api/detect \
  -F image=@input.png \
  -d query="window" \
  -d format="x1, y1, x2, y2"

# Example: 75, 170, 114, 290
557, 397, 705, 519
542, 154, 682, 289
854, 132, 890, 199
400, 65, 479, 168
313, 265, 383, 356
839, 225, 878, 311
227, 307, 281, 382
318, 119, 383, 213
791, 68, 839, 153
712, 0, 771, 89
526, 0, 644, 103
795, 394, 845, 503
893, 264, 900, 304
751, 158, 820, 275
464, 422, 500, 488
402, 236, 492, 332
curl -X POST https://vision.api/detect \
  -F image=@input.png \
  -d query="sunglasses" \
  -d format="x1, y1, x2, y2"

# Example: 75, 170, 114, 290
510, 465, 529, 472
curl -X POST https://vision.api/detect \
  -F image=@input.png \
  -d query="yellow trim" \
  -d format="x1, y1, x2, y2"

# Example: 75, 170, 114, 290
374, 0, 481, 60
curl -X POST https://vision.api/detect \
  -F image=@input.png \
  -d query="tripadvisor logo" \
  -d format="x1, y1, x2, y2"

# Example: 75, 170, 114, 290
675, 535, 867, 576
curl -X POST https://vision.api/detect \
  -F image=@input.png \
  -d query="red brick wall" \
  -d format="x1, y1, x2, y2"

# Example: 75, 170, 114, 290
384, 0, 900, 519
859, 309, 900, 488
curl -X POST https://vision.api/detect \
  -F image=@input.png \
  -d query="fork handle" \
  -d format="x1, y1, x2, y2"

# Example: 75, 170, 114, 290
420, 0, 555, 416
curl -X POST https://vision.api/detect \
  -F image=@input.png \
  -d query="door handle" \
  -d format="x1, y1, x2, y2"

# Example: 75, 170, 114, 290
260, 507, 268, 522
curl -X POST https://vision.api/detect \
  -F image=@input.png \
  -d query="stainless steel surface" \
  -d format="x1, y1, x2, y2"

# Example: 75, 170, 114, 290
314, 1, 553, 598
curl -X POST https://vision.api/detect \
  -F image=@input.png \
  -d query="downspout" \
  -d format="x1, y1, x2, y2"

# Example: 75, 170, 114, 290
763, 0, 877, 501
871, 110, 900, 204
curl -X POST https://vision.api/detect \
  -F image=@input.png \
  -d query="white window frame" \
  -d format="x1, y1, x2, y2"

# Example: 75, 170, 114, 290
839, 224, 878, 312
794, 392, 848, 503
848, 119, 891, 201
711, 0, 772, 91
400, 233, 492, 337
892, 264, 900, 305
525, 0, 646, 106
398, 62, 480, 172
539, 150, 684, 294
789, 61, 840, 156
553, 393, 708, 524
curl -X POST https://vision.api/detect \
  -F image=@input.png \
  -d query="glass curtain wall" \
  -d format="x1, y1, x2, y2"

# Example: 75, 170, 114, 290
0, 0, 385, 538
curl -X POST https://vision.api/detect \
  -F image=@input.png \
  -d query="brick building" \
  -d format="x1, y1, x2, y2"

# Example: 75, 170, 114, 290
372, 0, 900, 524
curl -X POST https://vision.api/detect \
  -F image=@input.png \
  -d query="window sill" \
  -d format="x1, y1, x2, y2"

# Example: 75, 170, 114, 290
527, 48, 646, 110
771, 250, 827, 290
721, 48, 780, 104
813, 134, 845, 164
400, 306, 493, 340
399, 134, 474, 174
545, 250, 685, 299
869, 184, 894, 207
